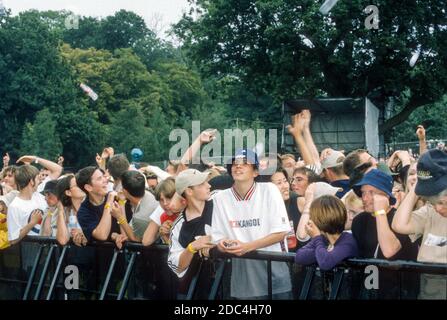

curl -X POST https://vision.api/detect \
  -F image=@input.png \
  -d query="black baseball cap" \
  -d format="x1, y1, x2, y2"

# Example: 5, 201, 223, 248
41, 180, 58, 195
415, 149, 447, 197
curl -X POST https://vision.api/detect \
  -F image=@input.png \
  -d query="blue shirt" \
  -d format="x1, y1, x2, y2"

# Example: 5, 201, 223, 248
331, 179, 350, 198
77, 196, 107, 242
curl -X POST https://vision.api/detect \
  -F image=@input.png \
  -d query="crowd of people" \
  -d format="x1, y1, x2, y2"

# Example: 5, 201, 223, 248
0, 110, 446, 300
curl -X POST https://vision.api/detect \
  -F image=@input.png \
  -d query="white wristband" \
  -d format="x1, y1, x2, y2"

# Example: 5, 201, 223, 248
34, 157, 39, 164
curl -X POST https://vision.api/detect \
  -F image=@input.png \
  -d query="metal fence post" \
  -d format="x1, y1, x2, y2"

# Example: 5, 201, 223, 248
99, 249, 120, 300
22, 244, 45, 300
117, 251, 138, 300
33, 244, 56, 300
46, 246, 68, 300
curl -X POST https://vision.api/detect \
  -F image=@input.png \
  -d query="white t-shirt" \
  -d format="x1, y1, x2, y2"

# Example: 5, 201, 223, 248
36, 176, 51, 193
7, 192, 48, 241
149, 205, 164, 226
211, 182, 292, 298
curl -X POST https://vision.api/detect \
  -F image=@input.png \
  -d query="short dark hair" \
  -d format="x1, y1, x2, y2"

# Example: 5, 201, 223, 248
56, 174, 74, 207
343, 149, 368, 177
121, 171, 145, 198
15, 165, 39, 191
107, 154, 129, 180
75, 166, 98, 194
292, 167, 320, 183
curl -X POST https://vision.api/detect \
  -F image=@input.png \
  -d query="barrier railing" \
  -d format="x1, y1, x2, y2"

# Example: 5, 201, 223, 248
0, 236, 446, 300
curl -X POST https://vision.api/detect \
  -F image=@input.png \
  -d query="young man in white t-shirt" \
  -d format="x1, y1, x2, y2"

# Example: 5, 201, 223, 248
7, 165, 47, 245
211, 149, 292, 299
7, 164, 48, 273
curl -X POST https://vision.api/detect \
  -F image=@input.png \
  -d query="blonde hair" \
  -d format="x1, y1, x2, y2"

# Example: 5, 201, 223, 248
344, 191, 363, 208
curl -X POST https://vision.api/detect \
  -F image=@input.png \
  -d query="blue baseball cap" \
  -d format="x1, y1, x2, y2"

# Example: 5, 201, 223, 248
352, 169, 396, 205
226, 149, 259, 176
131, 148, 143, 161
415, 149, 447, 197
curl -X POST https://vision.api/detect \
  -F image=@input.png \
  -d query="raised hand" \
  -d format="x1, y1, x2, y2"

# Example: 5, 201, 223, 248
3, 153, 10, 167
57, 156, 64, 166
416, 125, 426, 141
305, 220, 321, 238
16, 155, 36, 165
200, 129, 217, 144
301, 109, 311, 129
286, 114, 305, 137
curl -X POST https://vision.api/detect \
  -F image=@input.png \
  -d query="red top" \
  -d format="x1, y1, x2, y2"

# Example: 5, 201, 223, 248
160, 212, 179, 225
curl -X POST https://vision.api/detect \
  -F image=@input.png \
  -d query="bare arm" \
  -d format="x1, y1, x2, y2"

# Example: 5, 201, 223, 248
142, 220, 160, 246
297, 184, 315, 241
416, 125, 427, 155
301, 110, 321, 165
181, 130, 216, 164
118, 221, 140, 242
56, 204, 70, 246
177, 235, 214, 273
373, 194, 402, 258
10, 210, 42, 245
392, 187, 419, 235
376, 215, 402, 258
287, 114, 314, 165
110, 201, 140, 242
92, 202, 113, 241
40, 211, 54, 237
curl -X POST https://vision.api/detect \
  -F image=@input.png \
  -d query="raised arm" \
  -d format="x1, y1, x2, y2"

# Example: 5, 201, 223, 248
392, 184, 419, 235
301, 110, 321, 165
287, 113, 314, 165
181, 130, 216, 165
16, 155, 62, 180
416, 125, 427, 155
2, 153, 10, 171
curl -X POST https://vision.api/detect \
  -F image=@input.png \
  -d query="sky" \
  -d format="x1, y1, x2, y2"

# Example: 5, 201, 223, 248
2, 0, 190, 39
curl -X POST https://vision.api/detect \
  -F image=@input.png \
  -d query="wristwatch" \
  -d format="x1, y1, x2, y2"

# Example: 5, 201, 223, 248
374, 209, 387, 217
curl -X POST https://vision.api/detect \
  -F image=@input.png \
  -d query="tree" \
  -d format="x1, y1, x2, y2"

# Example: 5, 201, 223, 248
174, 0, 447, 134
107, 102, 149, 158
100, 10, 153, 51
20, 108, 62, 160
392, 95, 447, 142
0, 11, 83, 158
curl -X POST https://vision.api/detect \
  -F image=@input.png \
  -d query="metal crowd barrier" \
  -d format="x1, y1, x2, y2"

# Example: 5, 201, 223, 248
0, 236, 446, 300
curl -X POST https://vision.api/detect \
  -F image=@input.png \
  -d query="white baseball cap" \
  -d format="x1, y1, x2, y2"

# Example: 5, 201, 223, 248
175, 169, 210, 195
313, 182, 342, 199
321, 150, 345, 170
